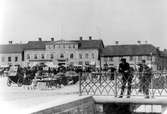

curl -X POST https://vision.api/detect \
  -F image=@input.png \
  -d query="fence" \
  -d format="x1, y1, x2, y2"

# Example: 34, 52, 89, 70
79, 71, 167, 97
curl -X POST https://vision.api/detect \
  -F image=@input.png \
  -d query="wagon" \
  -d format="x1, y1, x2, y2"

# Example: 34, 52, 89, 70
65, 71, 79, 84
7, 66, 24, 87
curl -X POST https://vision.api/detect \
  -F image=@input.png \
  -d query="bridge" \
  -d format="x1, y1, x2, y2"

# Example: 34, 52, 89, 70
28, 71, 167, 114
78, 71, 167, 114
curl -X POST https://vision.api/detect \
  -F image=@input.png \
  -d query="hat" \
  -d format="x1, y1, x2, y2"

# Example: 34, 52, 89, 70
121, 58, 126, 62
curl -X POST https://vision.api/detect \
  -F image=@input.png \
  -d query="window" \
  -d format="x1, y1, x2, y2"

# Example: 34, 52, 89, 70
50, 54, 54, 59
69, 45, 71, 49
15, 57, 18, 62
1, 57, 5, 62
129, 56, 133, 61
85, 53, 89, 59
8, 57, 11, 62
70, 53, 74, 59
60, 54, 64, 58
70, 62, 74, 65
50, 45, 53, 49
109, 57, 113, 61
63, 44, 65, 48
138, 56, 142, 61
27, 54, 30, 59
41, 54, 45, 59
79, 61, 83, 65
34, 54, 37, 59
73, 44, 75, 48
92, 53, 95, 59
147, 56, 151, 61
85, 61, 89, 65
79, 54, 82, 59
104, 57, 107, 62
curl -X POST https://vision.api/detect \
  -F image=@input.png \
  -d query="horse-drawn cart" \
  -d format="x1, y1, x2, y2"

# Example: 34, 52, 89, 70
7, 66, 24, 87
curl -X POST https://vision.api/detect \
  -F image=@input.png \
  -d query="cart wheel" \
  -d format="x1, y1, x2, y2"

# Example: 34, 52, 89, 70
7, 80, 11, 87
17, 79, 23, 87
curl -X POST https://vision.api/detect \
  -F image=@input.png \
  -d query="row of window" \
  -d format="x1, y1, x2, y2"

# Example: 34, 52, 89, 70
1, 56, 18, 62
46, 44, 78, 49
103, 56, 152, 62
67, 61, 90, 66
27, 53, 95, 60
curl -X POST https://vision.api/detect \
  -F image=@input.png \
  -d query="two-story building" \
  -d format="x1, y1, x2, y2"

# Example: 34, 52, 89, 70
101, 44, 167, 71
24, 38, 51, 67
0, 42, 25, 66
24, 37, 104, 67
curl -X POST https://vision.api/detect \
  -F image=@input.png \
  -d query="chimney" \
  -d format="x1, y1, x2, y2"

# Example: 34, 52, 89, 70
115, 41, 119, 45
137, 40, 141, 44
38, 37, 42, 41
9, 41, 13, 44
89, 36, 92, 40
144, 40, 148, 44
79, 36, 83, 40
51, 37, 54, 41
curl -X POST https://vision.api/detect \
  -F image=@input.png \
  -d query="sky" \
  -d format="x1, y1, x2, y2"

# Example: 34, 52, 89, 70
0, 0, 167, 49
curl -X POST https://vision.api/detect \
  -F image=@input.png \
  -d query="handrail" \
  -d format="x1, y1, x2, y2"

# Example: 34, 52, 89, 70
80, 71, 167, 97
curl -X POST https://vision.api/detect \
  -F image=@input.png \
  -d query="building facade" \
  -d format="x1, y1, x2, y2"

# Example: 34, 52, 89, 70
0, 44, 25, 66
23, 37, 104, 67
101, 44, 167, 71
1, 38, 167, 71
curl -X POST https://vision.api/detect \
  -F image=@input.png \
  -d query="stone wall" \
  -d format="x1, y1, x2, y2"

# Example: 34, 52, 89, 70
32, 96, 95, 114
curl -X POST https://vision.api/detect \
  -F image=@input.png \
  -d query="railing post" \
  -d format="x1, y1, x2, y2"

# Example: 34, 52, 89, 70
151, 71, 154, 98
79, 72, 82, 96
114, 71, 118, 97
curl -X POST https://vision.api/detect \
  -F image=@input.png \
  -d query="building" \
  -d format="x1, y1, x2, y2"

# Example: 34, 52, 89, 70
0, 42, 25, 66
24, 36, 104, 67
101, 44, 167, 71
24, 38, 51, 67
1, 38, 167, 71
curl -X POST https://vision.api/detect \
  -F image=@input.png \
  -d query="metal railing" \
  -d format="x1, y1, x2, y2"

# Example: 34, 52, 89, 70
79, 71, 167, 97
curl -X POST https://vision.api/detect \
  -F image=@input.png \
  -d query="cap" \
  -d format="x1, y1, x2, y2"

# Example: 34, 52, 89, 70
121, 58, 126, 62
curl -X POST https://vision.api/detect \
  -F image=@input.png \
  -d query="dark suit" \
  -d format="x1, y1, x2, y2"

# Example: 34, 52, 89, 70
119, 62, 132, 97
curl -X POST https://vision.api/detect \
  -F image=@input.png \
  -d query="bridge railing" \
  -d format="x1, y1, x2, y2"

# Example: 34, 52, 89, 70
79, 71, 167, 97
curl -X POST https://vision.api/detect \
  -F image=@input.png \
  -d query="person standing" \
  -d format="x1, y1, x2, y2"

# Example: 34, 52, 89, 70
138, 60, 152, 98
118, 58, 132, 98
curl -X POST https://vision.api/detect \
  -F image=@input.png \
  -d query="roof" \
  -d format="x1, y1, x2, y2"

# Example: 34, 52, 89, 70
101, 44, 160, 57
160, 51, 167, 57
24, 41, 50, 50
46, 39, 104, 50
0, 44, 25, 54
77, 40, 104, 50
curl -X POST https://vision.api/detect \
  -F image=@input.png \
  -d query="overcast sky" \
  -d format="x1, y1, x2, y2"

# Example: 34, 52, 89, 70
0, 0, 167, 49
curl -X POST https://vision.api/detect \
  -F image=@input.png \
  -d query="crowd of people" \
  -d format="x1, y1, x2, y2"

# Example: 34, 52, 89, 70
0, 59, 153, 98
